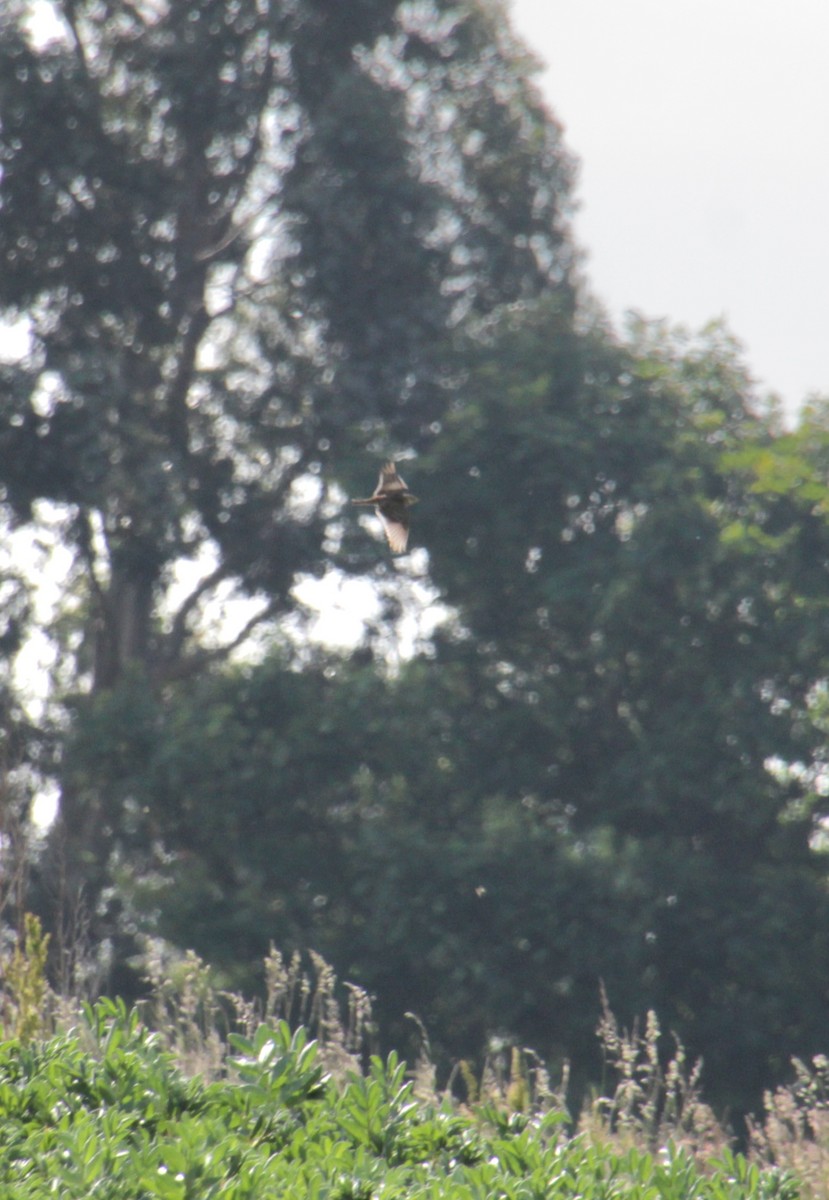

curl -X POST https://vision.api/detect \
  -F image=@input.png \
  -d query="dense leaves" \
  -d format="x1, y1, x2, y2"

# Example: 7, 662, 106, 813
0, 0, 575, 690
0, 1005, 797, 1198
61, 308, 829, 1117
4, 0, 829, 1131
0, 0, 576, 937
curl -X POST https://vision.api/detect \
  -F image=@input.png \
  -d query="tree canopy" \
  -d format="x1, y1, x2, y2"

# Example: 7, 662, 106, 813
2, 0, 829, 1122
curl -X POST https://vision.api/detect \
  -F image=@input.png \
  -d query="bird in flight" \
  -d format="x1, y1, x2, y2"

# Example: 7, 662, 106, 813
352, 462, 418, 554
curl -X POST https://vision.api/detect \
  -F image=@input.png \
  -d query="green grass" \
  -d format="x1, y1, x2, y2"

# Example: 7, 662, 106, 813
0, 1000, 799, 1200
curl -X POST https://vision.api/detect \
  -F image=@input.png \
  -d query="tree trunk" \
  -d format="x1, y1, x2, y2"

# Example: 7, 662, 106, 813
92, 571, 157, 696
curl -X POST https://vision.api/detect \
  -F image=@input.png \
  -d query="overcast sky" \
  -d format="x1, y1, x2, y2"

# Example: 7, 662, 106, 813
509, 0, 829, 417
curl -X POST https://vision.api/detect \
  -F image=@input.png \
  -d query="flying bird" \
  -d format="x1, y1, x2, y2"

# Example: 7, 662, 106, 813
352, 462, 418, 554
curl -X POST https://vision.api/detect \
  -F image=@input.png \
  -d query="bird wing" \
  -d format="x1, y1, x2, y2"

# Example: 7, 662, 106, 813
376, 461, 407, 496
377, 500, 410, 553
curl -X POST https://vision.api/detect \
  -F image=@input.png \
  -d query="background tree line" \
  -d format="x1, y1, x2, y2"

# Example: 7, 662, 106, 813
2, 0, 829, 1120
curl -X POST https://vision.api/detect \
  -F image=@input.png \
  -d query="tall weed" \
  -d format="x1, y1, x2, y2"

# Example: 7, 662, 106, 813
579, 984, 727, 1161
749, 1054, 829, 1199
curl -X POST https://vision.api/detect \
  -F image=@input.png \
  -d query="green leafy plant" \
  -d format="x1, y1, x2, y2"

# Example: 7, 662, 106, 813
2, 913, 52, 1042
229, 1022, 329, 1108
0, 987, 804, 1200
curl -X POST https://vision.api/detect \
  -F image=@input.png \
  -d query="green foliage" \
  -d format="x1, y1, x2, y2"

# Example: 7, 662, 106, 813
7, 0, 829, 1146
66, 484, 829, 1114
229, 1022, 329, 1108
334, 1052, 419, 1158
0, 1010, 799, 1199
2, 914, 51, 1042
0, 0, 576, 691
102, 309, 829, 1120
0, 0, 580, 989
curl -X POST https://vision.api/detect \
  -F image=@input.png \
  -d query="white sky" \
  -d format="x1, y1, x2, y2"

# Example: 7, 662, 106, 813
509, 0, 829, 416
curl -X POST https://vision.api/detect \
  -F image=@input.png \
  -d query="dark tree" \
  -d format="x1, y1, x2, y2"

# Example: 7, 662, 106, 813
64, 301, 829, 1116
0, 0, 577, 972
0, 0, 576, 691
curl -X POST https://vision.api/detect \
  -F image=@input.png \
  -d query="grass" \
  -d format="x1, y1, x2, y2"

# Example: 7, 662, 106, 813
749, 1055, 829, 1200
0, 924, 815, 1198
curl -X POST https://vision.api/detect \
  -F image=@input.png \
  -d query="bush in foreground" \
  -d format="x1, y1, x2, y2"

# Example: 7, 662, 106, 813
0, 926, 823, 1198
0, 1002, 798, 1200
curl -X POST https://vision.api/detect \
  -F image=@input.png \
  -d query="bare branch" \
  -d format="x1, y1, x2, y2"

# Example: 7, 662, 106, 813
59, 0, 92, 81
194, 199, 275, 263
193, 34, 276, 263
156, 598, 282, 684
212, 599, 280, 658
163, 560, 231, 663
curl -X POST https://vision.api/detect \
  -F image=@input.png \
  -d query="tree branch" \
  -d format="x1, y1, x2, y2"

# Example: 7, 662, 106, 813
156, 597, 282, 684
163, 560, 232, 663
